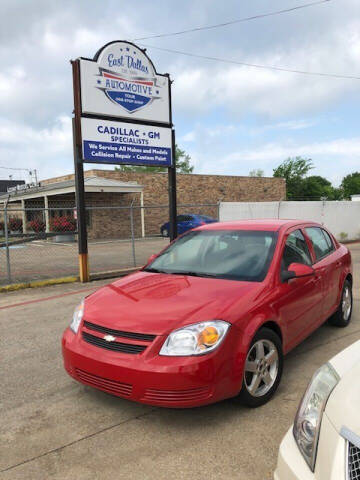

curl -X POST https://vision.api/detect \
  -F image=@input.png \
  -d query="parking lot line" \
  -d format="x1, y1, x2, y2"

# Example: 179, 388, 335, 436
0, 286, 97, 311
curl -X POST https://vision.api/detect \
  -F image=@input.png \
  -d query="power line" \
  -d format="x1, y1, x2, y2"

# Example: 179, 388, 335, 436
134, 0, 331, 41
0, 166, 32, 171
139, 43, 360, 80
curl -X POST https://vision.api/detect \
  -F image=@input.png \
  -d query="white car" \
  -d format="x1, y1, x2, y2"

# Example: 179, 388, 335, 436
274, 340, 360, 480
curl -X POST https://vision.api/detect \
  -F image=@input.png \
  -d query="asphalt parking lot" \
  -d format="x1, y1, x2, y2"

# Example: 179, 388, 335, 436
1, 243, 360, 480
0, 237, 168, 285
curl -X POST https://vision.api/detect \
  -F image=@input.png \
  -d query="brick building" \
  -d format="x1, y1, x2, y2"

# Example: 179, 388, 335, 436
1, 170, 285, 239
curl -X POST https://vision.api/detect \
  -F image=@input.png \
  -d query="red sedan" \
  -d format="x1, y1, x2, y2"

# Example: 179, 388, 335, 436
62, 220, 353, 408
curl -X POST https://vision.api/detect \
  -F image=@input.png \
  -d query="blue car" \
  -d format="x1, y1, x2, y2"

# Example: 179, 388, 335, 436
160, 214, 217, 237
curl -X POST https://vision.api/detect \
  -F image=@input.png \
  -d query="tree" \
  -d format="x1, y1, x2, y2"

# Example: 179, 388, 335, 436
301, 176, 342, 200
340, 172, 360, 199
115, 144, 194, 174
273, 157, 313, 199
249, 169, 264, 177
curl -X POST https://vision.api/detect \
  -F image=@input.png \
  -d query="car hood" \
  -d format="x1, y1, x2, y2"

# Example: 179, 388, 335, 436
325, 364, 360, 437
325, 341, 360, 436
84, 271, 264, 335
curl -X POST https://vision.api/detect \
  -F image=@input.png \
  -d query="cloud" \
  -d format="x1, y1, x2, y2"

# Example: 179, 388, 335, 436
189, 136, 360, 185
0, 116, 73, 180
0, 0, 360, 183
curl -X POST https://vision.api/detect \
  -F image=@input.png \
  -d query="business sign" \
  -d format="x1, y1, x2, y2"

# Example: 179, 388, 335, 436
7, 182, 40, 193
81, 117, 172, 166
80, 41, 170, 124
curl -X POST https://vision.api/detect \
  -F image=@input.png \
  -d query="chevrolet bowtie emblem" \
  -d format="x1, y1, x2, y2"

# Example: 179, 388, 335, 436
103, 334, 116, 342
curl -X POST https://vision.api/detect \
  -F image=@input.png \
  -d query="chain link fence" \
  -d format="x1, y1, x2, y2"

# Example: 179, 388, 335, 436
0, 201, 219, 287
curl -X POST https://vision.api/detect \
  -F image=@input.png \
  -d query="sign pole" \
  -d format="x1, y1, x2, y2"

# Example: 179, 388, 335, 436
71, 60, 89, 282
168, 129, 177, 241
73, 133, 89, 282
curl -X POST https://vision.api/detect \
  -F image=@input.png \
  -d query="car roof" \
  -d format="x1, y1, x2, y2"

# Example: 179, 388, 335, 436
199, 219, 319, 232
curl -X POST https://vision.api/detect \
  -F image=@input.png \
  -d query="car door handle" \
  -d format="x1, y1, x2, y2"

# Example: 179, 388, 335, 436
336, 261, 342, 267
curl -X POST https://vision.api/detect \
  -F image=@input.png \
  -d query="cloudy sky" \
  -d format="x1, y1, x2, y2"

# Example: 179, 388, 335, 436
1, 0, 360, 185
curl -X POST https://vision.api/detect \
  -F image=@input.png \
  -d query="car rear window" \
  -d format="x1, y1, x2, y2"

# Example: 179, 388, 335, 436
305, 227, 335, 261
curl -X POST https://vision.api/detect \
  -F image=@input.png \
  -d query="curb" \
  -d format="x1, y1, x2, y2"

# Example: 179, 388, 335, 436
0, 268, 139, 293
90, 268, 138, 280
0, 276, 79, 293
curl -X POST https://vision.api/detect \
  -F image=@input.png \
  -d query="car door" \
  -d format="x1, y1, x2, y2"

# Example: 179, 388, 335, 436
305, 226, 341, 321
275, 228, 323, 349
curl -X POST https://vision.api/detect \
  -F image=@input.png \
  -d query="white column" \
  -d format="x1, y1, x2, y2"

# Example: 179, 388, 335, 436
21, 199, 27, 233
44, 195, 50, 233
140, 191, 145, 238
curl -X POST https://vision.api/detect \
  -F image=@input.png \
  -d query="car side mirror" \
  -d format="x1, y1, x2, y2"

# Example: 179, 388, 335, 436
146, 254, 157, 265
281, 262, 315, 282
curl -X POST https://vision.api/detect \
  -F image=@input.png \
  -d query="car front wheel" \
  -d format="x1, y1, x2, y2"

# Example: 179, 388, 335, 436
237, 327, 283, 408
162, 228, 168, 237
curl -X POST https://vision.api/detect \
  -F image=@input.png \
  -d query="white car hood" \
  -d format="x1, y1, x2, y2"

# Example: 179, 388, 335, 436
325, 340, 360, 436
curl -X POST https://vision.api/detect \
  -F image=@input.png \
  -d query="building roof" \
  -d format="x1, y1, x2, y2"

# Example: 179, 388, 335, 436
0, 176, 143, 202
0, 179, 25, 193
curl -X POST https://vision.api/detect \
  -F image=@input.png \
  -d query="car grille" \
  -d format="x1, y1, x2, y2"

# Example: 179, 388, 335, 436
348, 441, 360, 480
81, 320, 156, 354
83, 320, 156, 342
75, 368, 132, 397
142, 386, 211, 404
82, 331, 147, 354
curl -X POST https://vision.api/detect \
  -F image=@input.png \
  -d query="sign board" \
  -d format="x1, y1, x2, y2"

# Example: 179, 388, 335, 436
7, 182, 40, 193
80, 41, 170, 125
81, 117, 172, 166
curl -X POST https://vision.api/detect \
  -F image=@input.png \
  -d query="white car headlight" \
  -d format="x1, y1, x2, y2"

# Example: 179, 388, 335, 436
159, 320, 230, 356
293, 363, 339, 471
70, 300, 84, 334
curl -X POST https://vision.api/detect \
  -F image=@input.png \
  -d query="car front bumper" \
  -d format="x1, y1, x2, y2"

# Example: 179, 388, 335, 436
62, 327, 240, 408
274, 413, 346, 480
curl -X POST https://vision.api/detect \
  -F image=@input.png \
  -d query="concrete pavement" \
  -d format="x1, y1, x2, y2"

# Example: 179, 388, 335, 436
1, 243, 359, 480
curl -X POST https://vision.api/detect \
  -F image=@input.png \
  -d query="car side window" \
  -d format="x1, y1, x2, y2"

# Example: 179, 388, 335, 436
321, 229, 335, 253
177, 215, 186, 222
305, 227, 333, 261
281, 229, 312, 271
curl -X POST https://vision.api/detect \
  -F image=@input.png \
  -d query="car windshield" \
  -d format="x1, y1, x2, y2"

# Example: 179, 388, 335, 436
145, 230, 278, 282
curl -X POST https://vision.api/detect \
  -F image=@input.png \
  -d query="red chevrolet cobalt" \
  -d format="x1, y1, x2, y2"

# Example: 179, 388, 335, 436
62, 220, 353, 408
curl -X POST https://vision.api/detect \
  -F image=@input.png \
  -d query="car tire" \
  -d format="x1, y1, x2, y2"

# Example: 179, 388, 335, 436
162, 228, 168, 237
328, 279, 352, 328
237, 327, 283, 408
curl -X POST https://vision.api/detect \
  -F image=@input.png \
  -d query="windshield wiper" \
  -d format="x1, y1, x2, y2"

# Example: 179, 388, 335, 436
144, 268, 219, 278
169, 270, 219, 278
143, 267, 167, 273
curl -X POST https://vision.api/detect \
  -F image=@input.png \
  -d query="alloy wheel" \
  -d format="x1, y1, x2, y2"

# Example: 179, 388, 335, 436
342, 285, 352, 321
244, 339, 279, 397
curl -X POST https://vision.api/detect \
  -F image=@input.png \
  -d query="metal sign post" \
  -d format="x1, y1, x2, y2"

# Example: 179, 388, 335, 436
71, 41, 177, 281
72, 60, 89, 282
168, 129, 177, 240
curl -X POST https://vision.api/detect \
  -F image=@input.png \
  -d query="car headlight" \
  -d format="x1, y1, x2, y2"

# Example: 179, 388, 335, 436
70, 300, 84, 334
293, 363, 339, 471
159, 320, 230, 356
